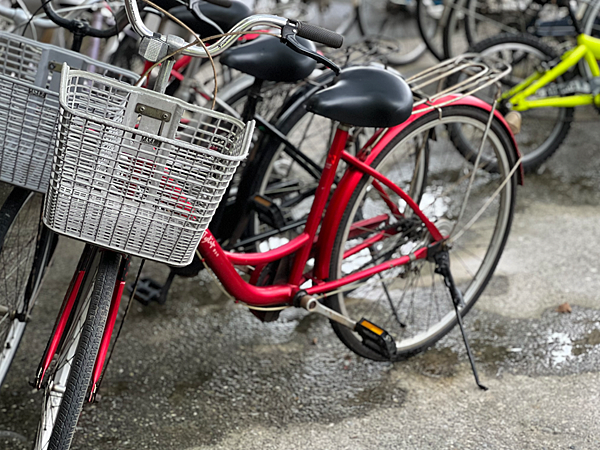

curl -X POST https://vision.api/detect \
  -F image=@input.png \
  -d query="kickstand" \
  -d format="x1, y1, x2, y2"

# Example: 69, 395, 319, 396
434, 250, 488, 391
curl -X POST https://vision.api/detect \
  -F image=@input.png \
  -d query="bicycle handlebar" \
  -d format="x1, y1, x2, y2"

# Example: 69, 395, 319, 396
42, 0, 130, 38
123, 0, 343, 58
295, 20, 343, 48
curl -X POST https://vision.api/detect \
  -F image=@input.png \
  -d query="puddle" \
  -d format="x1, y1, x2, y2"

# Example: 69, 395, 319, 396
572, 328, 600, 356
547, 331, 573, 365
406, 306, 600, 378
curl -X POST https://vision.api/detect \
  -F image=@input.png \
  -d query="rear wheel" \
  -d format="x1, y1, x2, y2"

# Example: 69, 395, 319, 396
35, 250, 120, 450
327, 106, 517, 360
0, 187, 56, 388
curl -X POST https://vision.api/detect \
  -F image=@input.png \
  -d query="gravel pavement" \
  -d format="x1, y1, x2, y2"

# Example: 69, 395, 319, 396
2, 3, 600, 449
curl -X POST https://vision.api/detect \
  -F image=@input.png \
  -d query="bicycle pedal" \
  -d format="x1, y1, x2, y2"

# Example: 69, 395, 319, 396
251, 194, 286, 229
129, 278, 164, 306
355, 318, 397, 360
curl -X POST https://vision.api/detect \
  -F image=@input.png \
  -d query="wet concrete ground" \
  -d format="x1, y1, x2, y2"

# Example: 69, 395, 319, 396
3, 5, 600, 449
1, 105, 600, 449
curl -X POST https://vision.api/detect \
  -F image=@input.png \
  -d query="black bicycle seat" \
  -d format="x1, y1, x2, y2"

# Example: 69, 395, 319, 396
220, 35, 317, 83
306, 67, 413, 128
168, 0, 251, 38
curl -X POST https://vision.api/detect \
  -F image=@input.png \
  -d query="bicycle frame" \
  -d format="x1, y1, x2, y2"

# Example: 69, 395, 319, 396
503, 33, 600, 111
35, 90, 521, 398
198, 93, 521, 307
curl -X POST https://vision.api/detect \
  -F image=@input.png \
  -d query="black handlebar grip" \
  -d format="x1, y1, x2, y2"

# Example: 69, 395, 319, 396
296, 21, 343, 48
202, 0, 233, 7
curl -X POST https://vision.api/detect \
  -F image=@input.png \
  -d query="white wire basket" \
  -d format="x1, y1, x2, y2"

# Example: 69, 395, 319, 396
0, 31, 138, 193
43, 66, 254, 266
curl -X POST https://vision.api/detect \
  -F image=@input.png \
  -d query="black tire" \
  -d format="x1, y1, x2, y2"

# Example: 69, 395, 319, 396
0, 187, 56, 388
35, 250, 121, 450
326, 106, 517, 361
417, 0, 447, 61
358, 0, 427, 65
460, 33, 574, 173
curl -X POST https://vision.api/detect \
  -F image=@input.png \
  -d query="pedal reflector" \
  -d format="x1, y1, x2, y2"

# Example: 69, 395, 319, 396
355, 318, 397, 360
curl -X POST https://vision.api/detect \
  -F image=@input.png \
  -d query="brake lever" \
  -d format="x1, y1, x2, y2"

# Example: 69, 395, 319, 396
281, 21, 341, 76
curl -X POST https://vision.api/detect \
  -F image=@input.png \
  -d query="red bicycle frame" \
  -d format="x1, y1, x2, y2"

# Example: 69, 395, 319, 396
196, 95, 522, 307
36, 94, 522, 398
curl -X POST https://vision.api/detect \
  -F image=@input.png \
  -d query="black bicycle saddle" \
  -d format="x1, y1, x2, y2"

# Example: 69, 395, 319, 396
220, 35, 317, 83
306, 67, 414, 128
168, 0, 251, 38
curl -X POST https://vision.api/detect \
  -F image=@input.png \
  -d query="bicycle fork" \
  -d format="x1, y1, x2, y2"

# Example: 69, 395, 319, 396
34, 247, 131, 400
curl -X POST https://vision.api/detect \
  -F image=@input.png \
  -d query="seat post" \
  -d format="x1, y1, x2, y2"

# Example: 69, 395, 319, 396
241, 78, 264, 122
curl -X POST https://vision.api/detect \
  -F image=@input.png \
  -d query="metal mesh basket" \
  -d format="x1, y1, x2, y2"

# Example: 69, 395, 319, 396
0, 31, 138, 193
43, 66, 254, 266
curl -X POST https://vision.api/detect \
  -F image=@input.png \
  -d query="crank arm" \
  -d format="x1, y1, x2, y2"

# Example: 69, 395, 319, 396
299, 295, 397, 359
300, 295, 356, 329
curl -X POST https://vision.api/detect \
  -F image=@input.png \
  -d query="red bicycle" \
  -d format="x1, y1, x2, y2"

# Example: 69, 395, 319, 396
32, 5, 522, 449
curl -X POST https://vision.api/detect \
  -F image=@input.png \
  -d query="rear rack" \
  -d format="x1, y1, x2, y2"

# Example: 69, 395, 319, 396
407, 53, 512, 113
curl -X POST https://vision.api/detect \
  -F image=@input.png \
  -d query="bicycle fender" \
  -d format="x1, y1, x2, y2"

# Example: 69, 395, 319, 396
313, 96, 524, 280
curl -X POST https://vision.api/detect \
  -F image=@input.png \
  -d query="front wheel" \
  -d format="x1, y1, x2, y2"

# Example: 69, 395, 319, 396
0, 187, 56, 388
326, 106, 517, 361
35, 250, 121, 450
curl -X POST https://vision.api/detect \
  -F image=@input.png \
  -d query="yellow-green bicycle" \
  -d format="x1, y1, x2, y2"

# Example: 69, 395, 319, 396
459, 0, 600, 173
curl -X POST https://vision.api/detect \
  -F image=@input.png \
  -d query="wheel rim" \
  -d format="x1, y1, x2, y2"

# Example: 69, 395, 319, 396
333, 114, 513, 355
0, 193, 43, 384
